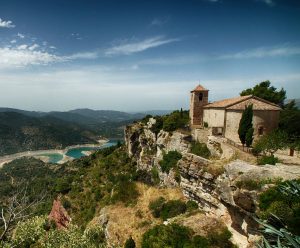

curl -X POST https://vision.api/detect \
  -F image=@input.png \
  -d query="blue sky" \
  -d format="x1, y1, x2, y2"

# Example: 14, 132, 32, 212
0, 0, 300, 111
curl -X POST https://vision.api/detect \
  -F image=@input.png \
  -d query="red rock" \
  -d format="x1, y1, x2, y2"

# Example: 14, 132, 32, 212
48, 198, 71, 229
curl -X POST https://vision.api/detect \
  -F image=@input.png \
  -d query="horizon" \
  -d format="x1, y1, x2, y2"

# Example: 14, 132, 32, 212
1, 0, 300, 111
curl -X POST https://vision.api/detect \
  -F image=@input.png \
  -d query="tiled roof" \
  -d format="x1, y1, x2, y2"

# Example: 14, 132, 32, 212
204, 95, 281, 111
204, 95, 252, 108
191, 84, 209, 92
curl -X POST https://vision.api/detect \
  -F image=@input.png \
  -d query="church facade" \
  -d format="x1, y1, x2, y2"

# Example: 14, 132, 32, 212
190, 85, 281, 144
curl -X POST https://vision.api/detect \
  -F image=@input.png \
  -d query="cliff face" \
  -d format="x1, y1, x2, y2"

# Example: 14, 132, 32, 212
125, 118, 300, 248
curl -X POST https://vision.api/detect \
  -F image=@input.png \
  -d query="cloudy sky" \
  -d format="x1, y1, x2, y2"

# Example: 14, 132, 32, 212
0, 0, 300, 111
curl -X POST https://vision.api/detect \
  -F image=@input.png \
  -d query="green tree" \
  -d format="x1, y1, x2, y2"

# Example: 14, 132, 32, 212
253, 130, 288, 156
240, 81, 286, 107
124, 236, 136, 248
238, 104, 253, 147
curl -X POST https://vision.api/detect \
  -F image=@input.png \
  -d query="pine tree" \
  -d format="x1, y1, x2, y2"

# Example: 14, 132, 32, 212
238, 104, 253, 146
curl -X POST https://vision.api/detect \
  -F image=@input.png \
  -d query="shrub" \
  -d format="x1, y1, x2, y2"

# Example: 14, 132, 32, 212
159, 151, 182, 173
257, 155, 279, 165
141, 224, 193, 248
186, 200, 198, 211
112, 175, 139, 205
162, 110, 189, 132
258, 180, 300, 234
151, 167, 160, 185
149, 197, 166, 218
190, 141, 211, 159
160, 200, 187, 220
150, 116, 163, 136
124, 236, 136, 248
149, 198, 187, 220
207, 227, 233, 248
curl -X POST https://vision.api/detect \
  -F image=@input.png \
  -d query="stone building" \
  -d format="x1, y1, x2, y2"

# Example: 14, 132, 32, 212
190, 85, 281, 144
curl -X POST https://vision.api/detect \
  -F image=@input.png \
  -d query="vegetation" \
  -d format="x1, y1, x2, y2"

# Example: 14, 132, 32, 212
238, 104, 254, 147
257, 155, 279, 165
240, 80, 286, 107
141, 224, 234, 248
159, 151, 182, 173
149, 197, 187, 220
0, 112, 99, 156
258, 180, 300, 235
124, 236, 136, 248
257, 180, 300, 247
190, 141, 211, 158
162, 109, 189, 132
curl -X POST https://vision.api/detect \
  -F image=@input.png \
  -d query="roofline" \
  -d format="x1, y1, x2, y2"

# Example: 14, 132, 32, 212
203, 95, 282, 110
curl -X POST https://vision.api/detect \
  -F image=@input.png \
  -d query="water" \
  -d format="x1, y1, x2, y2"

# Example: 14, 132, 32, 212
65, 141, 118, 160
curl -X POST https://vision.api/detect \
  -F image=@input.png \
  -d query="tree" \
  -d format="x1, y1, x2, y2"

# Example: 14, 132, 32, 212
0, 187, 45, 241
253, 130, 288, 156
279, 106, 300, 156
238, 104, 253, 147
240, 81, 286, 107
124, 236, 136, 248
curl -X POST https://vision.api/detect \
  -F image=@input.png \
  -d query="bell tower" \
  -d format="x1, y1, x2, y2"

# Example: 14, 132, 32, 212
190, 84, 209, 127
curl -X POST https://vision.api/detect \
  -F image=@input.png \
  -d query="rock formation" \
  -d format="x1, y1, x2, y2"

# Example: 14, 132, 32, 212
48, 198, 71, 229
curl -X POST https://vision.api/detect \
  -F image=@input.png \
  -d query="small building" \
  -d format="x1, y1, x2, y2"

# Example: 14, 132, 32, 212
190, 85, 281, 144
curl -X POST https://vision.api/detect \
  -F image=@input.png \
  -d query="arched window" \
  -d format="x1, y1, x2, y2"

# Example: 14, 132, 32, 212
199, 93, 203, 101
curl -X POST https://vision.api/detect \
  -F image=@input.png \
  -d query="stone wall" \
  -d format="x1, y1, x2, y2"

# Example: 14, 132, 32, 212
203, 108, 225, 128
225, 110, 280, 144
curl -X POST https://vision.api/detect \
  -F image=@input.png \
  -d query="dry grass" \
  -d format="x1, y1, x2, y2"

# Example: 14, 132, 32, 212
93, 183, 185, 247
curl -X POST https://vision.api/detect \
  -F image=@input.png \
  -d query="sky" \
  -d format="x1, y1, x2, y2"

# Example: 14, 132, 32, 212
0, 0, 300, 112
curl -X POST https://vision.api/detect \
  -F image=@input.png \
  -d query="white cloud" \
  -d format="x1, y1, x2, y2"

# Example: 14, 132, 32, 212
17, 44, 28, 50
67, 51, 98, 60
28, 44, 39, 51
218, 45, 300, 59
10, 40, 17, 44
0, 18, 15, 28
17, 33, 25, 39
105, 36, 180, 56
0, 46, 64, 69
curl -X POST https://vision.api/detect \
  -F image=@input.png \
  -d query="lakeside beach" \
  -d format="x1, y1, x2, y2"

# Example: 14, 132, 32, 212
0, 138, 113, 167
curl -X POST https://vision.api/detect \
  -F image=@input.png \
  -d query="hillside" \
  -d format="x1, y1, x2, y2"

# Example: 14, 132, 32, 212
1, 112, 299, 247
0, 112, 97, 155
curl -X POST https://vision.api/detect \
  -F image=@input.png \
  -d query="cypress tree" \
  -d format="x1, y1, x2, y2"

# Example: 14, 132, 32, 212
238, 104, 253, 146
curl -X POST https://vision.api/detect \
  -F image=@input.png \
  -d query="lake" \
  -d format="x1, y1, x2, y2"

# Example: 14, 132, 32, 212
37, 141, 118, 163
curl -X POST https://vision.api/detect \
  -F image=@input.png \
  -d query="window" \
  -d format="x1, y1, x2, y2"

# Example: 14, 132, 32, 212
258, 126, 264, 135
198, 93, 203, 101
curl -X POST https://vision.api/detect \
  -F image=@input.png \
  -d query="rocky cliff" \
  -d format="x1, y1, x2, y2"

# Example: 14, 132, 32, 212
125, 118, 300, 248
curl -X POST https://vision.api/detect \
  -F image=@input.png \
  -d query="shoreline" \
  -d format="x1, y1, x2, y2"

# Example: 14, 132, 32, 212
0, 138, 110, 168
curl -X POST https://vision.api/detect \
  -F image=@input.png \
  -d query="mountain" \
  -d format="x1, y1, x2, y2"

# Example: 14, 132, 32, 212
0, 112, 97, 156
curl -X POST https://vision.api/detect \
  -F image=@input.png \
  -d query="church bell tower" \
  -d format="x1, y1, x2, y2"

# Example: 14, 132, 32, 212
190, 84, 209, 127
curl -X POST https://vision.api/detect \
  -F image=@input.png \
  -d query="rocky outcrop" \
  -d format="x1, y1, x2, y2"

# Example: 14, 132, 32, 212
124, 120, 300, 247
48, 198, 71, 229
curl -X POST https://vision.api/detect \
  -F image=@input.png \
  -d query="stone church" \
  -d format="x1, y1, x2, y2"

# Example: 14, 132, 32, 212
190, 85, 281, 144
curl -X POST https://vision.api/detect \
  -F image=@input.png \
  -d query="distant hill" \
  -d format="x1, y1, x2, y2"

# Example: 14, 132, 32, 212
0, 112, 97, 156
0, 108, 174, 155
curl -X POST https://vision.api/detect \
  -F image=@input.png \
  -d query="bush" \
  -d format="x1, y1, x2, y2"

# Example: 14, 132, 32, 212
149, 198, 187, 220
257, 155, 279, 165
190, 141, 211, 159
124, 236, 136, 248
151, 167, 160, 185
186, 200, 198, 211
162, 110, 189, 132
112, 174, 139, 205
141, 224, 232, 248
159, 151, 182, 173
207, 227, 233, 248
258, 180, 300, 234
141, 224, 193, 248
